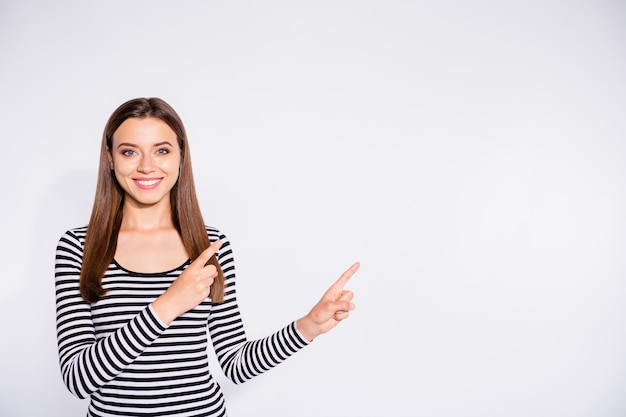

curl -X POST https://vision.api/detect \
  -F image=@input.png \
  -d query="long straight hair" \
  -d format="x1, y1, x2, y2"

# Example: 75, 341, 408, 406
80, 97, 225, 304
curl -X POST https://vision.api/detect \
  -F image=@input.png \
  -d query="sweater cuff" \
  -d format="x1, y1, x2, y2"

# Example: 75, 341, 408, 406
290, 320, 312, 347
146, 303, 170, 332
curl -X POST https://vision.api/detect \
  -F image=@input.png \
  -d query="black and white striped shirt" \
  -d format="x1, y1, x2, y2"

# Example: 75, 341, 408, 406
55, 226, 309, 416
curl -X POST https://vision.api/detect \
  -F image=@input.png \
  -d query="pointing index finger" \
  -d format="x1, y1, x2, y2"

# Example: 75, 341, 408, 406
196, 240, 222, 265
331, 261, 360, 291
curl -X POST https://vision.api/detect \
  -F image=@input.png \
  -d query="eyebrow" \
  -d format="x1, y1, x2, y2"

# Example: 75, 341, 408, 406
116, 141, 175, 149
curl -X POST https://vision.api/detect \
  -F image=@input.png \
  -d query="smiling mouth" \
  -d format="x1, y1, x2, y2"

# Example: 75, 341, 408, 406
134, 179, 162, 189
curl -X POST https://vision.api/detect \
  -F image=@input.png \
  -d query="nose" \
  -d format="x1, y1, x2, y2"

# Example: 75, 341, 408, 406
137, 154, 155, 173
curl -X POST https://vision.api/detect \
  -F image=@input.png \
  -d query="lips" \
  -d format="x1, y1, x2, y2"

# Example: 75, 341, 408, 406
134, 178, 162, 190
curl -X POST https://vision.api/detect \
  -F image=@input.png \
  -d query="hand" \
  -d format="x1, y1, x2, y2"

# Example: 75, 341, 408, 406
296, 262, 360, 341
152, 240, 223, 325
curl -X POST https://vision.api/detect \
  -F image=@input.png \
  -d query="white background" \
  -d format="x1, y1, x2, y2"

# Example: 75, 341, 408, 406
1, 1, 625, 416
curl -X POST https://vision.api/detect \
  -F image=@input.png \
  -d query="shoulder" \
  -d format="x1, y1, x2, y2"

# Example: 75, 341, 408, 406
205, 225, 227, 243
56, 226, 88, 262
205, 225, 235, 262
58, 226, 88, 248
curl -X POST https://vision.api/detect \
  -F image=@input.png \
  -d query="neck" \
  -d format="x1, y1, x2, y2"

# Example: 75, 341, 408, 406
121, 201, 174, 232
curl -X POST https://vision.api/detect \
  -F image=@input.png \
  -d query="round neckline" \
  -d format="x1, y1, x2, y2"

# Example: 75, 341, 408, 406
112, 258, 192, 275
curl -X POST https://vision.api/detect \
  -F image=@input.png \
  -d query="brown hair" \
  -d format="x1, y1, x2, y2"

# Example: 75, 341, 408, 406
80, 97, 225, 304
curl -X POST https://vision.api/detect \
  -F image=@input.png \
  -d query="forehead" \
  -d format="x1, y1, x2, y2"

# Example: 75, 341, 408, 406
112, 117, 178, 147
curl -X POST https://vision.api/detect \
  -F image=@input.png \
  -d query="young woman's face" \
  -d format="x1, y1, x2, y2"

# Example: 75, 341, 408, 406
108, 117, 182, 209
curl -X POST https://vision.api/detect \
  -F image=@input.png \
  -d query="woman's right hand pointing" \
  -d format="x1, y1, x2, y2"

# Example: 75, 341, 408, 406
152, 240, 223, 325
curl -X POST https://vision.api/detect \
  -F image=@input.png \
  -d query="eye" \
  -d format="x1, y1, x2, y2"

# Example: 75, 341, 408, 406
121, 149, 136, 156
156, 148, 170, 155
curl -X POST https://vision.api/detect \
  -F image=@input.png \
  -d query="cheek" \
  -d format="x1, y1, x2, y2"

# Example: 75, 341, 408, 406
111, 167, 128, 188
110, 158, 134, 182
111, 158, 128, 173
169, 156, 182, 178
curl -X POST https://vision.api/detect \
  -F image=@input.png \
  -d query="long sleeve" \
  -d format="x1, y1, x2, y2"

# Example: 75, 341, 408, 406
207, 230, 311, 384
54, 228, 169, 398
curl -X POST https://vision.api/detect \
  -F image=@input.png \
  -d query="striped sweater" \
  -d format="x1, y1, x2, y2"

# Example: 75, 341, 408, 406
55, 226, 309, 416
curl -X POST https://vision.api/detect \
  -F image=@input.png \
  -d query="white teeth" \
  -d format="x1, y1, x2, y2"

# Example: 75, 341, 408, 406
137, 179, 159, 186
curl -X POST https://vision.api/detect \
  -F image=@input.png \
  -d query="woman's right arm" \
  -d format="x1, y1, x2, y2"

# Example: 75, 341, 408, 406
54, 230, 168, 398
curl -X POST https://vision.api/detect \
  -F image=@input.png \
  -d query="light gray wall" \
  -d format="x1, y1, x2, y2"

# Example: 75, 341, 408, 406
1, 1, 625, 416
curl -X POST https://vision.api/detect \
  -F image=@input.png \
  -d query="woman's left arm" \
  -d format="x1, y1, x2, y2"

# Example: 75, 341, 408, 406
207, 229, 359, 384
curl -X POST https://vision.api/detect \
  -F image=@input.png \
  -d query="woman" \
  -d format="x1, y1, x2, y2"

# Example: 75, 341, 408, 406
55, 97, 359, 416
